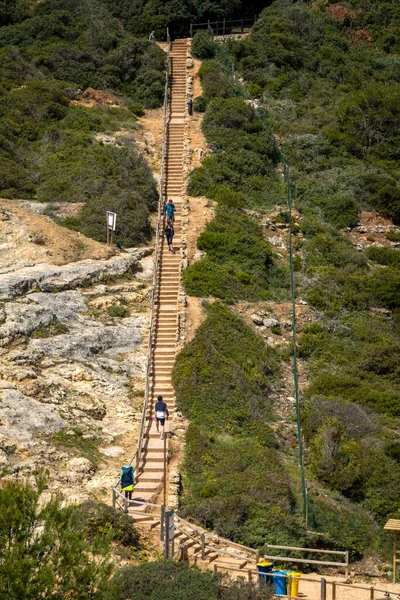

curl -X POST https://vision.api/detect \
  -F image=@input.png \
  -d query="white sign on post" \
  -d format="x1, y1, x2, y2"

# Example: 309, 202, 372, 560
106, 211, 117, 245
107, 211, 117, 231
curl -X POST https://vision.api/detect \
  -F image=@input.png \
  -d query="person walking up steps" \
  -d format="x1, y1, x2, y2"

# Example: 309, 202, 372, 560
164, 199, 175, 223
155, 395, 168, 440
165, 221, 175, 253
120, 465, 135, 501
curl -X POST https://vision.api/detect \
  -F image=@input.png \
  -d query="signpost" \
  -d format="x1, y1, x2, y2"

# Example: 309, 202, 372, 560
106, 211, 117, 245
163, 508, 175, 558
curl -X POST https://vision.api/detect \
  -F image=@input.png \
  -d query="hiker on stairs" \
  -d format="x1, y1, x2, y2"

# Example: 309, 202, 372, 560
164, 199, 175, 223
120, 465, 135, 500
155, 395, 168, 440
165, 222, 175, 253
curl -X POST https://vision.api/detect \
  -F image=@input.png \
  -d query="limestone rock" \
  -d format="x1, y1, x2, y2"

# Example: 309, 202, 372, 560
66, 457, 95, 482
100, 446, 124, 458
0, 389, 67, 445
0, 247, 152, 300
263, 318, 279, 328
251, 314, 264, 326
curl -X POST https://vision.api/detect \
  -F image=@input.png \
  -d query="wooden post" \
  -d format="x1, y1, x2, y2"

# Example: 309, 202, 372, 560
190, 23, 193, 38
321, 578, 327, 600
394, 531, 397, 583
248, 570, 252, 583
255, 549, 260, 563
332, 582, 336, 600
223, 18, 225, 36
213, 564, 217, 575
164, 510, 169, 559
163, 433, 167, 507
370, 586, 374, 600
287, 575, 292, 600
201, 533, 206, 560
305, 480, 309, 530
124, 495, 128, 514
345, 551, 349, 579
112, 488, 116, 509
160, 504, 165, 541
241, 19, 243, 33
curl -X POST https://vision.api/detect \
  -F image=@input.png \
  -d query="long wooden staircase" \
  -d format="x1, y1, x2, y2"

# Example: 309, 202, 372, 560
127, 38, 187, 510
112, 37, 261, 577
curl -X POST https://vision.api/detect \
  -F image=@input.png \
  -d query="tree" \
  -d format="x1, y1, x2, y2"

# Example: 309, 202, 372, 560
0, 475, 112, 600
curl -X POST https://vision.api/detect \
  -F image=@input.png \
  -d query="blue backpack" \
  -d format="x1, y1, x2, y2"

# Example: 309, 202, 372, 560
120, 465, 134, 488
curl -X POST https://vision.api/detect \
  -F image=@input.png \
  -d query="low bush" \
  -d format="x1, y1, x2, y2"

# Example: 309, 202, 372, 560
191, 30, 217, 60
183, 206, 287, 302
104, 560, 273, 600
173, 301, 280, 430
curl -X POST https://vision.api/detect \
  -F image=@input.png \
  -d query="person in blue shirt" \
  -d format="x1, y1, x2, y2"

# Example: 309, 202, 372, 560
164, 199, 175, 223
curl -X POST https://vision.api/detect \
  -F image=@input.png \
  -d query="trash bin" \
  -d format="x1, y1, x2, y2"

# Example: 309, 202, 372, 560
272, 570, 287, 596
256, 561, 273, 586
287, 572, 302, 597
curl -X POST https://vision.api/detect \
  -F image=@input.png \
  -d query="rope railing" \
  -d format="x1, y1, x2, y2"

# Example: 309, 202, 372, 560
112, 29, 171, 494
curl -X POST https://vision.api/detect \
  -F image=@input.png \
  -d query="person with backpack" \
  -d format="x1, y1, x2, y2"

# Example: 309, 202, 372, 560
165, 221, 175, 253
164, 199, 175, 223
149, 30, 156, 42
154, 395, 168, 439
120, 464, 135, 500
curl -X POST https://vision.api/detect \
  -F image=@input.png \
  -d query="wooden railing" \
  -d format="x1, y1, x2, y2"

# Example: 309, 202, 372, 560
134, 28, 171, 478
111, 29, 171, 495
264, 544, 349, 578
190, 16, 257, 38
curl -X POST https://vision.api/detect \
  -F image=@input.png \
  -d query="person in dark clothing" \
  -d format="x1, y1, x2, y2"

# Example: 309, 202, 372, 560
155, 395, 168, 439
120, 465, 135, 500
165, 222, 175, 253
164, 199, 175, 223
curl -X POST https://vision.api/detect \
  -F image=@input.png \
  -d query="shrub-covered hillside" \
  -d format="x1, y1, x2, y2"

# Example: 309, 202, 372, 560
176, 0, 400, 562
0, 0, 166, 246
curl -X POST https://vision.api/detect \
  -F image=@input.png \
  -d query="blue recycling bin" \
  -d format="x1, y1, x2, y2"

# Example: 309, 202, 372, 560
272, 570, 287, 596
256, 561, 272, 585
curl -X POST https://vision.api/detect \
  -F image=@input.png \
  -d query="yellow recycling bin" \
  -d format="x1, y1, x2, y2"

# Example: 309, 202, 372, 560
287, 572, 302, 597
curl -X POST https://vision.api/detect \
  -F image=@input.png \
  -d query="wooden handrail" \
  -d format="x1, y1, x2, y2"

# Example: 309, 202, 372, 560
134, 29, 171, 477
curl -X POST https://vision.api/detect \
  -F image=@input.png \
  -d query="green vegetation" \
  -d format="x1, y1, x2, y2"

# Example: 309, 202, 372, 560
178, 0, 400, 561
183, 206, 287, 302
31, 318, 69, 338
54, 427, 101, 466
107, 304, 130, 318
173, 303, 377, 556
104, 560, 273, 600
188, 65, 281, 211
220, 0, 400, 543
230, 0, 400, 226
0, 476, 112, 599
0, 477, 273, 599
0, 1, 164, 246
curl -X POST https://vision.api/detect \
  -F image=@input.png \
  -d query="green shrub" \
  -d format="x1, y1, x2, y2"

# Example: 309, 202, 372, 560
173, 301, 280, 430
72, 500, 139, 547
104, 560, 273, 600
107, 304, 130, 318
191, 30, 217, 60
183, 206, 287, 302
193, 95, 207, 112
366, 246, 400, 267
0, 478, 111, 598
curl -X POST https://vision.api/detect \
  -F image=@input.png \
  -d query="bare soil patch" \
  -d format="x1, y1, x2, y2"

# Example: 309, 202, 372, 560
0, 199, 114, 269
